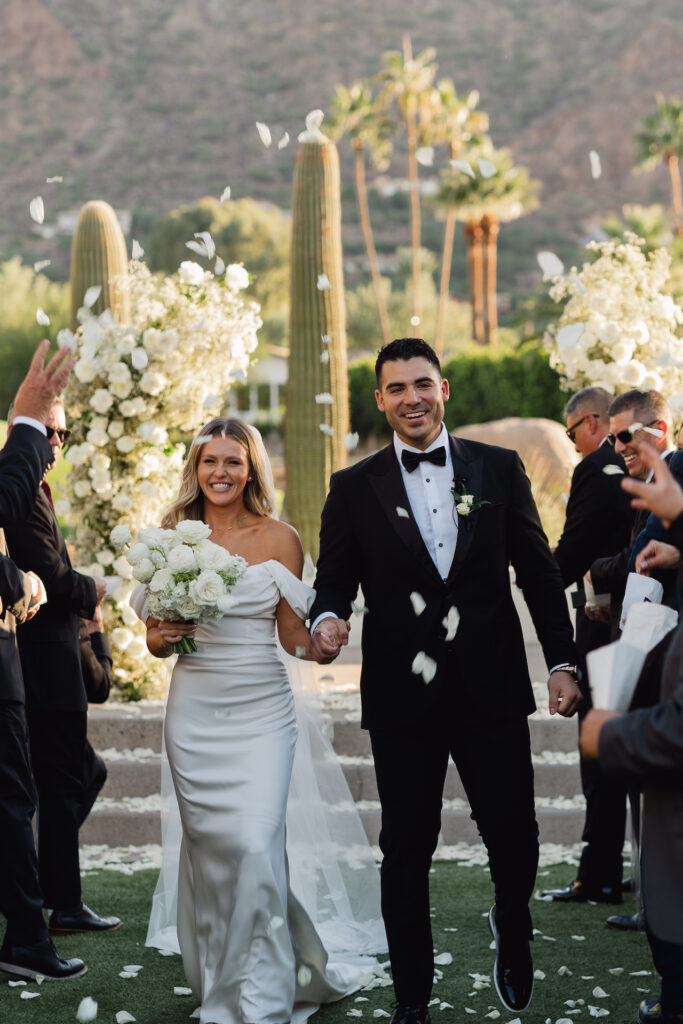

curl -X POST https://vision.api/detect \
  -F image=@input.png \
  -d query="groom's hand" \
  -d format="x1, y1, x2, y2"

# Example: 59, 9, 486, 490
310, 618, 350, 664
547, 671, 583, 717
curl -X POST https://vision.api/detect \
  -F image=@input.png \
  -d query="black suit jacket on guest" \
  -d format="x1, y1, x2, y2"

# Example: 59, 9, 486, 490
0, 424, 53, 703
5, 488, 97, 712
311, 435, 577, 731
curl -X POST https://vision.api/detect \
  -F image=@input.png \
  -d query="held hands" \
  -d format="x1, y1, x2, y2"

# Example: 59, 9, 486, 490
580, 708, 620, 759
621, 443, 683, 528
636, 539, 680, 576
309, 617, 350, 664
13, 340, 75, 423
547, 671, 583, 717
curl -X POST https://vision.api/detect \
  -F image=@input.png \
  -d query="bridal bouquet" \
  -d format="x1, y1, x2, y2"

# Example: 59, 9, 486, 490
111, 519, 247, 653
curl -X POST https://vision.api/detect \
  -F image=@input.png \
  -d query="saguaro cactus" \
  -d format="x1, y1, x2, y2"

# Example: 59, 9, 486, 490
70, 200, 130, 327
285, 134, 350, 560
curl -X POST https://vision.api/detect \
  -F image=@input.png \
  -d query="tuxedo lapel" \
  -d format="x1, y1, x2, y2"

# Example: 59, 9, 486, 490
447, 435, 484, 582
367, 445, 442, 583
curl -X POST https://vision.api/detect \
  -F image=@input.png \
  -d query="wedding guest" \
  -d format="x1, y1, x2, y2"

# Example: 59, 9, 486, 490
543, 386, 632, 905
310, 338, 581, 1019
5, 399, 119, 936
0, 340, 88, 981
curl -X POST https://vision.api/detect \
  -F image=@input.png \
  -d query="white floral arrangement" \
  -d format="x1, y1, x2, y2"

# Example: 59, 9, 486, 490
111, 521, 247, 653
543, 234, 683, 409
60, 257, 261, 695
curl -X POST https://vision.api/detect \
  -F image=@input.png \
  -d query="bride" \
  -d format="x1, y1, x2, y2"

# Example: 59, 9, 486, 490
136, 417, 385, 1024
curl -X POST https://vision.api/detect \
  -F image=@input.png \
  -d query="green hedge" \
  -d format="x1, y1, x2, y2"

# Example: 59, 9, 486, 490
349, 343, 566, 439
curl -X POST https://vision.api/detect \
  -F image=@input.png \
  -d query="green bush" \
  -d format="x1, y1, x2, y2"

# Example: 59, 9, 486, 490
348, 343, 566, 439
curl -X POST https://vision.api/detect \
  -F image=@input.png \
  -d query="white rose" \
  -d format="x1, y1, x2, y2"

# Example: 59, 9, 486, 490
139, 371, 167, 396
225, 264, 249, 290
651, 295, 677, 321
111, 627, 134, 650
116, 435, 137, 454
642, 370, 664, 391
112, 493, 135, 512
167, 544, 197, 572
86, 426, 109, 447
119, 397, 147, 418
110, 524, 133, 548
91, 453, 111, 471
139, 480, 158, 497
90, 471, 112, 495
108, 420, 125, 438
623, 359, 646, 387
126, 542, 152, 565
178, 260, 205, 286
176, 598, 200, 621
73, 479, 91, 498
54, 498, 71, 517
127, 636, 148, 660
131, 347, 149, 370
74, 358, 98, 383
89, 389, 114, 414
65, 445, 88, 468
189, 570, 225, 606
132, 557, 155, 583
175, 520, 212, 544
149, 568, 174, 593
217, 593, 239, 612
135, 453, 159, 478
121, 602, 139, 627
97, 549, 115, 566
194, 538, 232, 571
109, 378, 133, 400
108, 361, 131, 383
112, 554, 134, 579
611, 339, 636, 365
630, 320, 650, 346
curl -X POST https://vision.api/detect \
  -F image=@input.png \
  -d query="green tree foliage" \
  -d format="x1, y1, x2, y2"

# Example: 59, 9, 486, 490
0, 258, 69, 416
147, 197, 291, 346
634, 94, 683, 234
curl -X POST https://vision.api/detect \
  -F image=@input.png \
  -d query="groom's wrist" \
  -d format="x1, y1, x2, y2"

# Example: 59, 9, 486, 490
310, 611, 337, 635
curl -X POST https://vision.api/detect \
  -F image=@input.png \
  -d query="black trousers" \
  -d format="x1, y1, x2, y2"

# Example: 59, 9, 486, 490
0, 701, 48, 946
80, 740, 107, 827
369, 686, 538, 1006
26, 709, 87, 912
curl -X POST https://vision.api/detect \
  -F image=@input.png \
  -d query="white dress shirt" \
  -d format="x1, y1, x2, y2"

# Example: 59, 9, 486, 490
12, 417, 47, 435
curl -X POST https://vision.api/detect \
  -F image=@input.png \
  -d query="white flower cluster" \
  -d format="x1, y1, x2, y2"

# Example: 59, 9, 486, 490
63, 258, 260, 695
111, 521, 247, 644
543, 234, 683, 410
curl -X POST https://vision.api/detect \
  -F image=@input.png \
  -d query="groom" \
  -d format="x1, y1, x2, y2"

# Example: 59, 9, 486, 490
310, 338, 580, 1021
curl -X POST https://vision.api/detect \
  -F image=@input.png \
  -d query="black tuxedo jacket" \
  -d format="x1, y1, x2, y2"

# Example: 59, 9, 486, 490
554, 443, 633, 661
0, 424, 53, 703
5, 488, 97, 712
311, 435, 576, 730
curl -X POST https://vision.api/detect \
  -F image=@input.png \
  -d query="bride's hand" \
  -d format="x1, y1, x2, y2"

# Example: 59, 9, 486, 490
157, 619, 197, 646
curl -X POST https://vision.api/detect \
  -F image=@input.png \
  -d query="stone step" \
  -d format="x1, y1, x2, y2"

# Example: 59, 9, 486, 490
99, 752, 581, 801
80, 804, 601, 848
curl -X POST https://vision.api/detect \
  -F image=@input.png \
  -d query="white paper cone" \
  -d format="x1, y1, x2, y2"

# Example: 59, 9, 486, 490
620, 573, 663, 630
584, 572, 610, 608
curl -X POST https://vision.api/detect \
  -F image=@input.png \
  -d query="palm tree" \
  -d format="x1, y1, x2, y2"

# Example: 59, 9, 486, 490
328, 81, 394, 345
376, 36, 437, 326
602, 203, 672, 253
436, 144, 539, 345
419, 80, 489, 356
635, 95, 683, 236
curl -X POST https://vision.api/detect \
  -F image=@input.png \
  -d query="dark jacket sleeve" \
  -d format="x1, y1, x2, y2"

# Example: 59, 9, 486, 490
591, 547, 630, 598
628, 452, 683, 575
0, 553, 32, 624
0, 425, 52, 525
79, 621, 112, 704
5, 496, 97, 617
310, 470, 363, 625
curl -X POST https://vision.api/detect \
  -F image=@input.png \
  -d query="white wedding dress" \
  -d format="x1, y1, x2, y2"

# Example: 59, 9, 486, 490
135, 559, 385, 1024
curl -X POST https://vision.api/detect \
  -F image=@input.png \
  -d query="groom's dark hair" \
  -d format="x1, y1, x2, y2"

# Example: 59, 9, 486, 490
374, 338, 442, 384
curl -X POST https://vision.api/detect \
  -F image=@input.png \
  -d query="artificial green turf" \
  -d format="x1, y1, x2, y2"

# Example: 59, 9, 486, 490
0, 863, 656, 1023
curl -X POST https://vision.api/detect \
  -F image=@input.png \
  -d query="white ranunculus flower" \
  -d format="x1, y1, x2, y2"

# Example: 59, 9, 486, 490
175, 520, 212, 544
149, 568, 174, 593
112, 493, 135, 513
194, 538, 232, 571
86, 426, 109, 447
167, 544, 197, 572
139, 370, 167, 396
97, 549, 115, 566
89, 388, 114, 414
126, 542, 152, 565
73, 479, 91, 498
623, 359, 647, 387
116, 435, 137, 454
225, 264, 249, 290
112, 554, 134, 579
132, 557, 155, 583
108, 420, 124, 438
178, 261, 205, 287
74, 358, 98, 383
111, 627, 134, 650
110, 524, 133, 548
137, 526, 168, 547
189, 570, 225, 606
131, 347, 149, 370
127, 636, 148, 660
556, 323, 584, 351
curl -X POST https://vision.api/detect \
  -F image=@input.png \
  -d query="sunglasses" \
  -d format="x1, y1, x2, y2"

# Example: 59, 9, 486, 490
45, 425, 72, 445
607, 419, 662, 446
565, 413, 598, 442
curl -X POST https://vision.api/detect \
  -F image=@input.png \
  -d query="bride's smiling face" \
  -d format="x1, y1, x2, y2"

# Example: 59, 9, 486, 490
197, 437, 251, 508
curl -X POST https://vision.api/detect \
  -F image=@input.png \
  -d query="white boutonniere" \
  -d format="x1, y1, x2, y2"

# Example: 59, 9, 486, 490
451, 477, 490, 531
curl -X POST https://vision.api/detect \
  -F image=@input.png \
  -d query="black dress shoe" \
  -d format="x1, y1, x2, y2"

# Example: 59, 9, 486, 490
488, 906, 534, 1013
0, 936, 87, 981
49, 903, 122, 934
605, 910, 645, 931
639, 1000, 663, 1023
622, 875, 635, 893
389, 1006, 431, 1024
540, 879, 622, 904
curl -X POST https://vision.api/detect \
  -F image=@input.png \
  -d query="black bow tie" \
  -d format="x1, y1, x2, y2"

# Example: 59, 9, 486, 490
401, 446, 447, 473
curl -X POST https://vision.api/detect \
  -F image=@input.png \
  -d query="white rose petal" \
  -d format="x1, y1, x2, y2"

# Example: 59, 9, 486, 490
131, 239, 144, 260
317, 273, 331, 290
442, 606, 460, 641
592, 987, 609, 998
589, 150, 602, 179
256, 122, 272, 147
537, 250, 565, 279
556, 323, 585, 351
83, 286, 102, 309
297, 965, 312, 987
131, 347, 148, 370
319, 424, 334, 437
36, 307, 50, 326
278, 132, 290, 149
76, 996, 98, 1022
194, 231, 215, 259
21, 990, 41, 999
34, 259, 51, 273
173, 987, 193, 996
119, 971, 137, 979
478, 157, 496, 178
215, 256, 226, 276
410, 592, 426, 616
29, 195, 45, 223
434, 952, 453, 965
315, 392, 333, 404
412, 651, 437, 684
396, 506, 410, 518
268, 915, 284, 934
608, 968, 623, 975
115, 1013, 136, 1024
602, 465, 624, 475
220, 186, 232, 202
416, 146, 434, 167
450, 159, 475, 178
343, 432, 359, 452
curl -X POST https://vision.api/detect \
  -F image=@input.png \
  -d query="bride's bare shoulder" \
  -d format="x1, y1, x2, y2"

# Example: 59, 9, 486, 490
264, 519, 304, 573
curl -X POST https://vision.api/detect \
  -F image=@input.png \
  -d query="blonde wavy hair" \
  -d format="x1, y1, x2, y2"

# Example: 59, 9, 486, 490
162, 418, 275, 528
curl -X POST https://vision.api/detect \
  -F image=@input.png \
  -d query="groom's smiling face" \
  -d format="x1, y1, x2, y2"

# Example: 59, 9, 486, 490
375, 356, 449, 450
